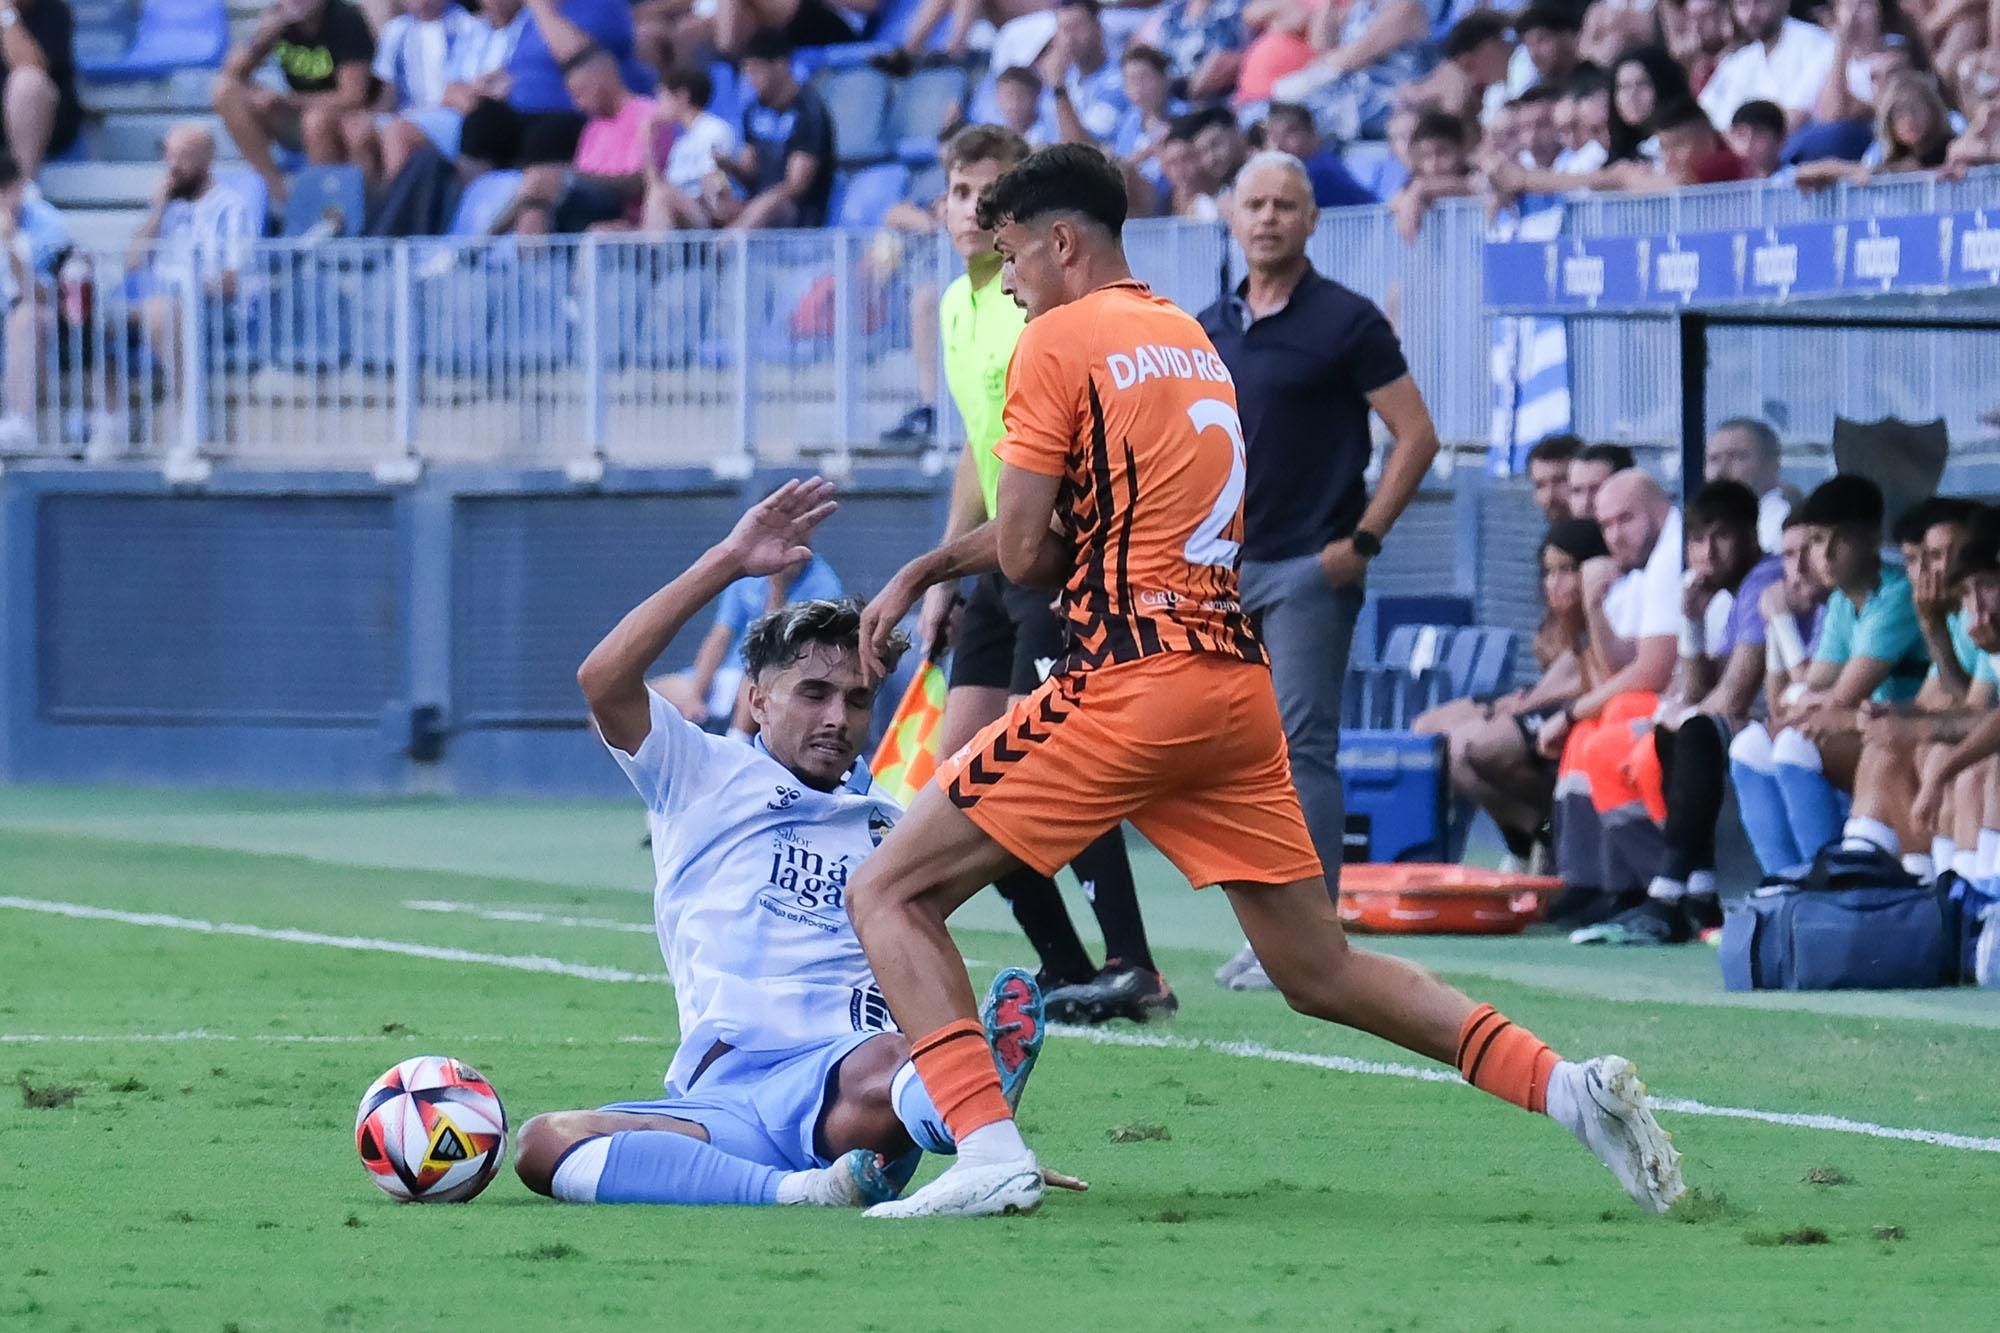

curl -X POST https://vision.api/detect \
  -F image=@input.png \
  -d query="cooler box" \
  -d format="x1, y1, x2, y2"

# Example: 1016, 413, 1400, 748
1338, 731, 1448, 864
1338, 864, 1562, 935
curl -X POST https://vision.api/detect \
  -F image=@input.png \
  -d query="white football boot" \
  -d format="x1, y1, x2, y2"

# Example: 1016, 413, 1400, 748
1549, 1055, 1686, 1214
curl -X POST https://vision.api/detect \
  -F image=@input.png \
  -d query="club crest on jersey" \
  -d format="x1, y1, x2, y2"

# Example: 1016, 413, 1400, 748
768, 784, 803, 810
868, 809, 894, 847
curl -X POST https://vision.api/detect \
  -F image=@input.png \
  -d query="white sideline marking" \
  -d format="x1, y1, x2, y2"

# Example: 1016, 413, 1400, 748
1, 1031, 666, 1045
404, 899, 656, 935
0, 896, 665, 985
9, 894, 1997, 1156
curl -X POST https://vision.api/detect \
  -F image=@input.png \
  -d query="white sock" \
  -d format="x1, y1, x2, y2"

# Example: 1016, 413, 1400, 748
1544, 1060, 1586, 1138
1932, 837, 1958, 875
1979, 829, 2000, 878
955, 1119, 1030, 1167
1646, 875, 1686, 902
773, 1170, 819, 1205
550, 1135, 611, 1203
1954, 850, 1980, 882
1841, 816, 1899, 855
1902, 853, 1936, 882
1686, 869, 1718, 900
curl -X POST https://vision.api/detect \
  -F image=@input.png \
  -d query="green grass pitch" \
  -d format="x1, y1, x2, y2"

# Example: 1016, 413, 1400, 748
3, 788, 1997, 1332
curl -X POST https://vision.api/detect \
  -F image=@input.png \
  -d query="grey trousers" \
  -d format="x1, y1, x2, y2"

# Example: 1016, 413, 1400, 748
1240, 555, 1364, 894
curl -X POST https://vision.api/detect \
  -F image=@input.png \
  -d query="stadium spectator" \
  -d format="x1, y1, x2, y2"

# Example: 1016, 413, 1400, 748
1150, 0, 1250, 98
1157, 115, 1222, 217
1552, 69, 1613, 171
1726, 98, 1788, 177
1192, 103, 1250, 203
1568, 441, 1633, 518
1570, 480, 1772, 944
1658, 0, 1735, 93
1703, 417, 1793, 550
1415, 518, 1605, 874
1840, 499, 1994, 879
0, 148, 62, 449
1512, 84, 1566, 167
1526, 433, 1582, 521
1794, 69, 1956, 187
1729, 475, 1929, 875
506, 0, 654, 165
650, 544, 843, 736
895, 0, 1049, 61
1578, 3, 1654, 72
367, 0, 528, 189
120, 124, 257, 434
1109, 43, 1183, 178
1397, 9, 1514, 125
1041, 0, 1130, 145
714, 28, 835, 228
1814, 0, 1930, 128
1273, 0, 1443, 143
493, 21, 656, 233
1508, 3, 1583, 97
1359, 104, 1418, 197
1656, 98, 1754, 181
1232, 0, 1320, 108
0, 0, 81, 180
994, 66, 1052, 144
1261, 101, 1374, 205
1539, 468, 1681, 928
1609, 45, 1694, 162
1387, 107, 1474, 241
714, 0, 875, 56
638, 65, 739, 231
1697, 0, 1839, 131
1202, 149, 1442, 988
214, 0, 378, 208
1941, 47, 2000, 177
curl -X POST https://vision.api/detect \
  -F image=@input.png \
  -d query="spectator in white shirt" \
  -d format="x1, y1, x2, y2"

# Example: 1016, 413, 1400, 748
640, 64, 741, 230
1698, 0, 1837, 131
121, 123, 257, 436
372, 0, 529, 188
1552, 69, 1612, 173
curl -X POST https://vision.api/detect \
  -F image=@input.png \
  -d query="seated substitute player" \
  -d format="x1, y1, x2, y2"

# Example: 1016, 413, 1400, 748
512, 482, 1076, 1209
847, 144, 1685, 1220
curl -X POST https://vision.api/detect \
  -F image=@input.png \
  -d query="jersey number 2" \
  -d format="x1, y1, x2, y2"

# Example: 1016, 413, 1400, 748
1183, 398, 1247, 567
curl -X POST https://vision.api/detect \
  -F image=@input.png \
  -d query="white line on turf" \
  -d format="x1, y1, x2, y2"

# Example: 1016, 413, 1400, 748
0, 1031, 669, 1045
10, 893, 1996, 1156
403, 899, 656, 935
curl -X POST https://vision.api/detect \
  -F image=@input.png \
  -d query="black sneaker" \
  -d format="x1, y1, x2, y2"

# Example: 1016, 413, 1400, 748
1043, 962, 1177, 1025
1569, 896, 1689, 945
880, 404, 934, 447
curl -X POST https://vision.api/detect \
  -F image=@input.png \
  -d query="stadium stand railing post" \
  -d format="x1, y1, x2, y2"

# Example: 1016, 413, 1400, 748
731, 231, 754, 463
391, 243, 416, 463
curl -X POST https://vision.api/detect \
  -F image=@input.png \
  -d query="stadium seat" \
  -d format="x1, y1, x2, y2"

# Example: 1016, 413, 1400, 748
833, 163, 910, 229
78, 0, 228, 81
889, 64, 968, 162
814, 64, 894, 166
282, 165, 367, 239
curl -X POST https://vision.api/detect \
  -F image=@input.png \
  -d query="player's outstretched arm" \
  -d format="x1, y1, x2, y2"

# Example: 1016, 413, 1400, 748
860, 522, 1006, 682
579, 478, 838, 753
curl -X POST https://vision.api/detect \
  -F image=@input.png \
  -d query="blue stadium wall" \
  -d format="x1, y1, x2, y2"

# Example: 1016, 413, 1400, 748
0, 466, 1502, 798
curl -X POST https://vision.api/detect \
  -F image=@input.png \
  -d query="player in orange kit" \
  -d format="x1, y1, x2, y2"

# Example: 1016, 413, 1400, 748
848, 143, 1686, 1220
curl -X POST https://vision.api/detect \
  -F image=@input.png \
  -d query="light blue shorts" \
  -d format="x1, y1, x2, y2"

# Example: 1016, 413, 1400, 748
377, 107, 465, 159
600, 1032, 886, 1172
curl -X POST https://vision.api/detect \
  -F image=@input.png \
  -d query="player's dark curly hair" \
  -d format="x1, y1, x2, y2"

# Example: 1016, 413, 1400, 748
741, 596, 909, 681
974, 142, 1127, 238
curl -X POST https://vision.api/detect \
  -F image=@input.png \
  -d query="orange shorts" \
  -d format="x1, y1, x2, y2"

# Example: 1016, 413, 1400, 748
935, 652, 1323, 889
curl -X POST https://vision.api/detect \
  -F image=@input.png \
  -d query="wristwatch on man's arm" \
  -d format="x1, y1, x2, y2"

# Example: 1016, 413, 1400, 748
1350, 529, 1383, 559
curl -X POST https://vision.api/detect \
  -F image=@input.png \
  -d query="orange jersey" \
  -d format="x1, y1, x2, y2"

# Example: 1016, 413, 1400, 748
993, 281, 1265, 674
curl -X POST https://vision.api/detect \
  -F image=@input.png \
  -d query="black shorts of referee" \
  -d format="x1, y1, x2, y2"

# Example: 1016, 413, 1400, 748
948, 573, 1067, 696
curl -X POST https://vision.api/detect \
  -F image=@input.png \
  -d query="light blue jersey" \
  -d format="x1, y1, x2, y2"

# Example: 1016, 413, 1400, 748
607, 687, 902, 1096
1812, 565, 1929, 704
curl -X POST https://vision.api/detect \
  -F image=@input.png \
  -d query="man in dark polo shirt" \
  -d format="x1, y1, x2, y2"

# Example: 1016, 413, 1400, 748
1200, 150, 1442, 991
213, 0, 375, 208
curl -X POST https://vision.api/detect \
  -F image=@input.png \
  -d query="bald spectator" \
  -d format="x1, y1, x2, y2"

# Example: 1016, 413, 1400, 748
121, 124, 257, 428
0, 0, 82, 179
214, 0, 377, 208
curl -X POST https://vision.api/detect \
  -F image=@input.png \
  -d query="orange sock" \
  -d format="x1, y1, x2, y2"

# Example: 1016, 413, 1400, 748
1455, 1004, 1560, 1114
911, 1019, 1013, 1141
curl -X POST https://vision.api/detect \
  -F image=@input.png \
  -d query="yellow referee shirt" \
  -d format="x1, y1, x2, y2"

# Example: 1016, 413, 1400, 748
939, 268, 1026, 520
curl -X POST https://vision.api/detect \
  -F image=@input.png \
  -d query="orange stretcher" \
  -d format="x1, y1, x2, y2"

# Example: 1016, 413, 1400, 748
1337, 864, 1563, 936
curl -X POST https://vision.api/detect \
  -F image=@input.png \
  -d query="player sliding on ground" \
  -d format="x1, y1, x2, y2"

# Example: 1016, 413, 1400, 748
510, 486, 1081, 1209
850, 143, 1687, 1220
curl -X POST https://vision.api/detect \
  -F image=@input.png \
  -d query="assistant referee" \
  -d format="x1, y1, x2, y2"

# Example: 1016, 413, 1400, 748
914, 125, 1171, 1025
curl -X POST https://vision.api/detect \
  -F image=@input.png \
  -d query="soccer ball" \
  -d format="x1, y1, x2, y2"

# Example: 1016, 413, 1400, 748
354, 1056, 508, 1203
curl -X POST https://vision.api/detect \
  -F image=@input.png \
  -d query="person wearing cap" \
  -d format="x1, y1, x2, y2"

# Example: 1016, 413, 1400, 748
1727, 474, 1931, 877
711, 28, 835, 229
1831, 500, 1994, 882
